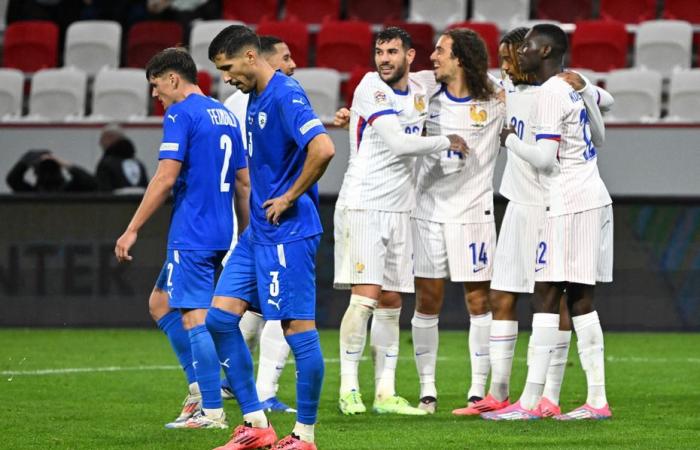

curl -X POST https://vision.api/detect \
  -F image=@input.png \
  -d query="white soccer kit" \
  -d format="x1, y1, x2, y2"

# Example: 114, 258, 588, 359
412, 87, 504, 281
491, 80, 547, 293
529, 76, 613, 285
334, 71, 437, 292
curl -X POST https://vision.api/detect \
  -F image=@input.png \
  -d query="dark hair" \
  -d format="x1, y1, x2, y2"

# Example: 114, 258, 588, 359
376, 26, 412, 50
208, 24, 260, 61
499, 27, 533, 85
259, 35, 283, 54
531, 23, 568, 58
443, 28, 494, 100
145, 47, 197, 84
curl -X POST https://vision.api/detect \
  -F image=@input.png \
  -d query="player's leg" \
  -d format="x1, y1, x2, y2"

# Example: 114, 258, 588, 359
539, 293, 572, 416
412, 277, 444, 413
257, 319, 295, 413
463, 281, 492, 404
239, 310, 265, 353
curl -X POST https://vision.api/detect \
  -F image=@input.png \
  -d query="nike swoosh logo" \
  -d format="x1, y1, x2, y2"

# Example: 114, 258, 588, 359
385, 354, 399, 358
345, 350, 361, 355
475, 352, 489, 357
473, 267, 486, 273
535, 267, 545, 272
415, 351, 430, 356
429, 113, 440, 118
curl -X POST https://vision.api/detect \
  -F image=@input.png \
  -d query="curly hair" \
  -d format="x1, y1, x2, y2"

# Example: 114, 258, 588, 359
499, 27, 534, 85
443, 28, 494, 100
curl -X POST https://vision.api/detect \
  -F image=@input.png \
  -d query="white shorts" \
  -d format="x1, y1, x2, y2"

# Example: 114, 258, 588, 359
412, 218, 496, 282
333, 208, 414, 293
535, 205, 614, 285
490, 202, 546, 293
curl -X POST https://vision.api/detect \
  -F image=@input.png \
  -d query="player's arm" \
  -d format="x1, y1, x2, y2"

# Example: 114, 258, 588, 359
263, 133, 335, 225
371, 113, 467, 156
115, 159, 181, 262
502, 132, 559, 171
234, 167, 250, 234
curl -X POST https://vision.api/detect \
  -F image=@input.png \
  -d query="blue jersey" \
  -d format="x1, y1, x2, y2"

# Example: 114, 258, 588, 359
246, 72, 327, 244
159, 94, 247, 250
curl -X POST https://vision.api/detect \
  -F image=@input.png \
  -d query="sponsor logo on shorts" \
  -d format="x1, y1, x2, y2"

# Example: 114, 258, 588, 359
267, 298, 282, 310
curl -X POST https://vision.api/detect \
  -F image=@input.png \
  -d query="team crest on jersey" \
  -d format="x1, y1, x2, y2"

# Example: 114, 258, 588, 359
258, 111, 267, 129
414, 94, 426, 113
374, 90, 387, 105
469, 105, 487, 127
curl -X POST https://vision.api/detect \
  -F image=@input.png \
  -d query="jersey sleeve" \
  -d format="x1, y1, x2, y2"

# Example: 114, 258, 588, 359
280, 88, 328, 151
351, 74, 398, 124
158, 106, 191, 161
232, 127, 248, 171
531, 88, 567, 142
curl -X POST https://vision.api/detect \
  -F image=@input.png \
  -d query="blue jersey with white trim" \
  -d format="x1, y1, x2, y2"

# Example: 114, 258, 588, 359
159, 94, 247, 250
245, 71, 327, 244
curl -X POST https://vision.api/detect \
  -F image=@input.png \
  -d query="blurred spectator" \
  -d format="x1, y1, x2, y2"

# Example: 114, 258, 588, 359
95, 124, 148, 191
6, 149, 98, 193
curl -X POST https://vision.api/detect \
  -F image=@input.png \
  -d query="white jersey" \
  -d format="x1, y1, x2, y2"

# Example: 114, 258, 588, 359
499, 79, 545, 206
530, 76, 612, 216
223, 90, 249, 152
413, 87, 504, 223
336, 71, 436, 212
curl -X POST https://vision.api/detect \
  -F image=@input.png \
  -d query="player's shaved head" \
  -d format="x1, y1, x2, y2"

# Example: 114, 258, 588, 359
530, 24, 568, 59
208, 25, 260, 60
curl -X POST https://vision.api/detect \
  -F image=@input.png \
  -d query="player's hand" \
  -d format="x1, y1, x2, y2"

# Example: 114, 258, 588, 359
262, 195, 293, 226
446, 134, 468, 157
500, 126, 516, 147
115, 229, 137, 262
333, 107, 351, 129
558, 70, 586, 91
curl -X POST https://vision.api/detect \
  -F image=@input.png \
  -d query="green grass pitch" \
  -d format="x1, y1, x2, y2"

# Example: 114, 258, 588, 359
2, 329, 699, 449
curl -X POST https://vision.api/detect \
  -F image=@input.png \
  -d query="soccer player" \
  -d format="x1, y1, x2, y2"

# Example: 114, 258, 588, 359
484, 24, 613, 421
224, 35, 298, 414
410, 28, 504, 415
206, 25, 335, 450
334, 27, 467, 416
114, 47, 249, 429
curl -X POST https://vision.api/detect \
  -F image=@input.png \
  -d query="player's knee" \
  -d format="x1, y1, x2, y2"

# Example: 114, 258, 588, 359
148, 289, 170, 322
378, 291, 402, 309
466, 286, 490, 315
489, 290, 516, 319
205, 307, 240, 334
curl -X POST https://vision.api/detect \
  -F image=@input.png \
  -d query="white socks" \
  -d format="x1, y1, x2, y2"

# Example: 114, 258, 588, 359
468, 312, 492, 400
243, 410, 269, 428
411, 311, 439, 399
572, 311, 607, 408
293, 422, 315, 443
339, 294, 376, 394
371, 307, 401, 400
240, 311, 265, 353
520, 313, 560, 410
256, 320, 290, 401
488, 320, 518, 402
542, 329, 572, 405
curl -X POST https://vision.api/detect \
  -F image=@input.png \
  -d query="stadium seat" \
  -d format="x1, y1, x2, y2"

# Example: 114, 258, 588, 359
293, 68, 341, 120
535, 0, 593, 23
283, 0, 340, 23
152, 70, 212, 116
471, 0, 530, 31
221, 0, 278, 23
3, 21, 59, 72
599, 0, 656, 24
662, 0, 700, 24
446, 21, 500, 68
126, 21, 183, 69
342, 65, 372, 106
28, 68, 87, 120
666, 70, 700, 121
189, 20, 245, 75
256, 19, 310, 67
408, 0, 467, 31
316, 21, 373, 72
347, 0, 403, 23
0, 68, 24, 118
92, 69, 149, 120
604, 69, 662, 122
634, 20, 693, 77
570, 21, 628, 72
64, 20, 122, 76
383, 21, 435, 71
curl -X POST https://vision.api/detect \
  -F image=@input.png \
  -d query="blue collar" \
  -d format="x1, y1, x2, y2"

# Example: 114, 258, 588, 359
441, 84, 471, 102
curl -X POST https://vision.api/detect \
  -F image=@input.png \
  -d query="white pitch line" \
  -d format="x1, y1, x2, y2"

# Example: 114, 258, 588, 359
3, 355, 699, 378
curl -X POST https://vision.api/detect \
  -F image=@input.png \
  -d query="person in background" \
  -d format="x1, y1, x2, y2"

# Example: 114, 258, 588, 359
6, 149, 97, 193
95, 124, 149, 192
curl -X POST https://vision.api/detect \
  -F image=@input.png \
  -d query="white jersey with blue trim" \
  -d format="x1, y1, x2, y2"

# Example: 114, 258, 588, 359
500, 78, 545, 206
337, 71, 436, 212
414, 86, 504, 223
530, 76, 611, 216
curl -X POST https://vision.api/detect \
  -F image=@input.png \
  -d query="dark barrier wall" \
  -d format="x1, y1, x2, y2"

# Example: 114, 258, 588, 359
0, 195, 698, 330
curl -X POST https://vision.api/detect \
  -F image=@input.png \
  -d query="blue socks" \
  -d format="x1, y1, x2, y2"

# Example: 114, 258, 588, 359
156, 310, 196, 384
188, 324, 223, 409
287, 329, 324, 425
206, 307, 261, 414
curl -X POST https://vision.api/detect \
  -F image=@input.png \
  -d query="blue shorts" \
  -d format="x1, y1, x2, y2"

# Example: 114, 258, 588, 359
214, 229, 320, 320
155, 249, 227, 309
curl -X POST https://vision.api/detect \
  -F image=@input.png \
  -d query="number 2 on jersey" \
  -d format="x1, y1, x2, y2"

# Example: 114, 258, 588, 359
219, 134, 233, 192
